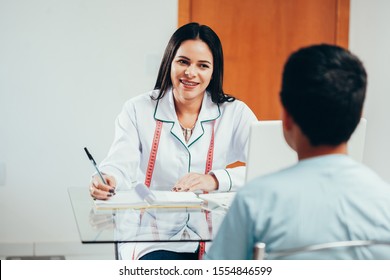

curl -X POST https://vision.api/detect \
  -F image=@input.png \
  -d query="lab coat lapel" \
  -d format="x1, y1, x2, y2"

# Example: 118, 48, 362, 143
153, 89, 186, 144
187, 92, 220, 147
153, 89, 221, 146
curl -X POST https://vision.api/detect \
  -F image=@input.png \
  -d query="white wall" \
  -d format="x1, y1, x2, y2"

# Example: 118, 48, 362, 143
1, 0, 390, 254
0, 0, 177, 246
349, 0, 390, 182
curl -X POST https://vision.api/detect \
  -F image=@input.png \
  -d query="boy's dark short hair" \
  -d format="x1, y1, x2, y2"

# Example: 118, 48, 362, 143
280, 44, 367, 146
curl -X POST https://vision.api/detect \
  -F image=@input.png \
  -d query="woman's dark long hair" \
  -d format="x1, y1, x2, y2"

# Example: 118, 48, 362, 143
153, 22, 235, 104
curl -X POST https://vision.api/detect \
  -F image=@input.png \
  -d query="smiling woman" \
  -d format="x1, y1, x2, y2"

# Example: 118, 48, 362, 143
88, 22, 258, 260
170, 39, 214, 128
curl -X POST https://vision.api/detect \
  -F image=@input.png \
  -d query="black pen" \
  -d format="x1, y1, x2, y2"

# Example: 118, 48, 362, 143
84, 147, 108, 185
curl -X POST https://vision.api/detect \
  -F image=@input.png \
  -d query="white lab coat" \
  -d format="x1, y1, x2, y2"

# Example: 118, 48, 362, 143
99, 88, 257, 258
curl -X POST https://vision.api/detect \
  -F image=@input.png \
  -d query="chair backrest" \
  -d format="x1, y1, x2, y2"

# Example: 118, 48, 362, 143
245, 118, 367, 182
254, 240, 390, 260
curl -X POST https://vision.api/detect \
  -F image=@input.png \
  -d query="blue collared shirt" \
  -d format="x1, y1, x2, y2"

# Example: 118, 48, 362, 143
206, 155, 390, 259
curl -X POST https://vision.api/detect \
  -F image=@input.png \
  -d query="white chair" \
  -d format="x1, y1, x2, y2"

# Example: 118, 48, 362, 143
253, 240, 390, 260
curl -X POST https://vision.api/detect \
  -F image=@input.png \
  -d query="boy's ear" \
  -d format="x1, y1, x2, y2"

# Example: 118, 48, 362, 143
281, 108, 293, 131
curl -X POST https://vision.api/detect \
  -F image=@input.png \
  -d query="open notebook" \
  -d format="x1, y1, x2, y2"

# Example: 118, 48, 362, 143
94, 183, 203, 209
245, 118, 367, 182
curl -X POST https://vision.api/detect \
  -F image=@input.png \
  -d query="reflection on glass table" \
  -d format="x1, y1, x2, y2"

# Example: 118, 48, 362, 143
68, 187, 228, 259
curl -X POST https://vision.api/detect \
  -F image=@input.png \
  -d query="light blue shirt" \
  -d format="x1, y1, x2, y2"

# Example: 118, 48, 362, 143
206, 155, 390, 259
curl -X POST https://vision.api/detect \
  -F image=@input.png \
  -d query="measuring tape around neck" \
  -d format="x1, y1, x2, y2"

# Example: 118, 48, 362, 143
145, 120, 215, 188
144, 120, 163, 187
200, 120, 215, 260
144, 119, 215, 260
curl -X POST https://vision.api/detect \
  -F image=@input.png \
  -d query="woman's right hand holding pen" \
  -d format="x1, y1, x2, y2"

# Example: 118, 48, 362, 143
89, 174, 116, 200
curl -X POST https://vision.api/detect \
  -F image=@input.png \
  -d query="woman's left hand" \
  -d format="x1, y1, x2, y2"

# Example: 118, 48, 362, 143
172, 173, 219, 192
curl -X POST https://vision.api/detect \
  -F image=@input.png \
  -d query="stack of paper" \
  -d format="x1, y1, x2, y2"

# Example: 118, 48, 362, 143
94, 188, 203, 210
198, 192, 236, 209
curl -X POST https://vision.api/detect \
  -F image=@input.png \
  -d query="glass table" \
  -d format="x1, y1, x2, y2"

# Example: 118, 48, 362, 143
68, 187, 228, 259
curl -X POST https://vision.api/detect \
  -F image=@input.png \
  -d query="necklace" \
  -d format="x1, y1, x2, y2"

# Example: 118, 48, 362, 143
179, 121, 196, 143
